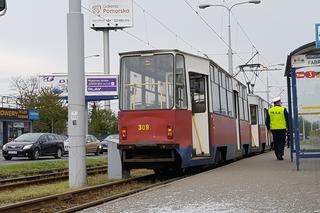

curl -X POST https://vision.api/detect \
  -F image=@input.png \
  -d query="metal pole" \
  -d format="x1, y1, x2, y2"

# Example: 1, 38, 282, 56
227, 9, 233, 75
67, 0, 87, 188
103, 30, 111, 110
266, 70, 270, 103
292, 68, 300, 170
85, 101, 88, 135
287, 74, 293, 162
303, 118, 306, 141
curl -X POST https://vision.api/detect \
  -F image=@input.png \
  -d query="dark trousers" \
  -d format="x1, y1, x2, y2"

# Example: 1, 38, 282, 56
271, 129, 286, 158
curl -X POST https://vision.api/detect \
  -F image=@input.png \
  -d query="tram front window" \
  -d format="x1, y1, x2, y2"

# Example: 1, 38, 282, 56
120, 54, 174, 110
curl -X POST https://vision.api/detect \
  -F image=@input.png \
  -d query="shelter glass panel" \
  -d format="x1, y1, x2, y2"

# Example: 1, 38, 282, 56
295, 67, 320, 151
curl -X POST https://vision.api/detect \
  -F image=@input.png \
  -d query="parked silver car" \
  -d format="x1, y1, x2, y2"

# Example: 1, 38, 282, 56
100, 134, 119, 154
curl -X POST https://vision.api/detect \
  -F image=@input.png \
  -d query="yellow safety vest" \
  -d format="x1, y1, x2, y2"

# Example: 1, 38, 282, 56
268, 106, 287, 130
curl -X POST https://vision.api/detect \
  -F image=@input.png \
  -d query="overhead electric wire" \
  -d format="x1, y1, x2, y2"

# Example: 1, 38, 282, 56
134, 1, 208, 57
182, 0, 229, 48
183, 0, 247, 64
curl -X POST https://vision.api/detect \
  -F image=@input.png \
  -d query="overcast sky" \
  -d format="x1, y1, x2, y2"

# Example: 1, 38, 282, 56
0, 0, 319, 109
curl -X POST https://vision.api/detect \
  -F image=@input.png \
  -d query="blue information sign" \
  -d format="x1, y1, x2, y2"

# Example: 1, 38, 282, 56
316, 24, 320, 49
28, 109, 40, 121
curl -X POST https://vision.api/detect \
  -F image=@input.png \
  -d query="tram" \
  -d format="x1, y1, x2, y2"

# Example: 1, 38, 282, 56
248, 94, 272, 153
117, 49, 269, 173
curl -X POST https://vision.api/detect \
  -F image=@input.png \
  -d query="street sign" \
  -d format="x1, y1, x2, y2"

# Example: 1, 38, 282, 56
28, 109, 40, 121
291, 54, 320, 68
316, 24, 320, 48
89, 0, 133, 29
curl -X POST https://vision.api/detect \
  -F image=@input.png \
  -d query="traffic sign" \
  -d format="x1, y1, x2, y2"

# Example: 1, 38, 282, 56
315, 24, 320, 48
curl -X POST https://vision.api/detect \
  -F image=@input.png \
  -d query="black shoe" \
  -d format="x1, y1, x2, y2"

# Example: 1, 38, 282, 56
276, 155, 283, 160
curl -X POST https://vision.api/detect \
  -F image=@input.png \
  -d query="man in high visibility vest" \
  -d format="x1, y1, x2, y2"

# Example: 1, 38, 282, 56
265, 96, 289, 160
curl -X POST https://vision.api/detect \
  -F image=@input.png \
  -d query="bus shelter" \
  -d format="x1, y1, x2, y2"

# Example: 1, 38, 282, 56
285, 41, 320, 170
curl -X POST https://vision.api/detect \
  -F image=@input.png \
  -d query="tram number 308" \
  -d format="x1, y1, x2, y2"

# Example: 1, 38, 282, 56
138, 124, 150, 131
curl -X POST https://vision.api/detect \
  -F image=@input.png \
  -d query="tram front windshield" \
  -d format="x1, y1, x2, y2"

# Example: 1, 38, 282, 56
120, 54, 174, 110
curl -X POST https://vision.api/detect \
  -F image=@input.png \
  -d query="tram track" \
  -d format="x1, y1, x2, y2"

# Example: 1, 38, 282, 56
0, 153, 261, 213
0, 173, 183, 213
0, 166, 107, 191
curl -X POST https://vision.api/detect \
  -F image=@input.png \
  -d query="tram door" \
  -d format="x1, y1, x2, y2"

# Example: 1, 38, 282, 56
234, 91, 241, 150
189, 73, 210, 157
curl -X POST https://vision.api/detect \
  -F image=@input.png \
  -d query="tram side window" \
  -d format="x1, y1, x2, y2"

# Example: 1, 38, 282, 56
250, 105, 258, 125
219, 71, 227, 115
175, 55, 187, 109
259, 108, 264, 125
239, 97, 244, 120
263, 108, 268, 125
211, 66, 221, 113
212, 83, 220, 113
244, 99, 249, 121
190, 74, 206, 113
226, 76, 234, 117
209, 66, 214, 113
243, 86, 249, 121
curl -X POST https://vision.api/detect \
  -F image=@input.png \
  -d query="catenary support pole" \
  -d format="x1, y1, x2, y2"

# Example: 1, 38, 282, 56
67, 0, 87, 188
103, 30, 110, 110
227, 10, 233, 75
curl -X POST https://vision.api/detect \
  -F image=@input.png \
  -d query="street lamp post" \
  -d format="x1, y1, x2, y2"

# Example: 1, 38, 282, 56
199, 0, 261, 75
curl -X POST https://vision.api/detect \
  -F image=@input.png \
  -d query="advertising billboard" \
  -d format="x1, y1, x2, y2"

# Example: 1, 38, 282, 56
89, 0, 133, 29
39, 74, 118, 101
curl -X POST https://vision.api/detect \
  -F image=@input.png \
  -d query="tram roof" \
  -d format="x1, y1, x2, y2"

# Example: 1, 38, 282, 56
119, 49, 247, 87
119, 49, 235, 78
119, 49, 208, 59
284, 41, 320, 77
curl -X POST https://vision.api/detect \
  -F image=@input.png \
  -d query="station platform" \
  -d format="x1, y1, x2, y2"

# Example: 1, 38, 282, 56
80, 150, 320, 212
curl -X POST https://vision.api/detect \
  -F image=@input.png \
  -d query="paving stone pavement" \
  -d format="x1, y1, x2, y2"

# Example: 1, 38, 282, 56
80, 150, 320, 213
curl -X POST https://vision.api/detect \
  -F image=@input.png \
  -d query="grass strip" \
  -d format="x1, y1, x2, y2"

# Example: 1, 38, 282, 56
0, 157, 107, 178
0, 169, 152, 207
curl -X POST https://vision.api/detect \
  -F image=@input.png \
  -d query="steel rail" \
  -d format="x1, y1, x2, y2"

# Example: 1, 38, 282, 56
58, 175, 183, 213
0, 174, 163, 213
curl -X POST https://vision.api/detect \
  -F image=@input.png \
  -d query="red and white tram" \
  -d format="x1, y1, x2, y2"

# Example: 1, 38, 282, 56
118, 49, 269, 173
248, 94, 272, 153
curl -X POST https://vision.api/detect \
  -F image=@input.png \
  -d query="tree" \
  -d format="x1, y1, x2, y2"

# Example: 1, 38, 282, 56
89, 103, 118, 139
11, 76, 39, 109
34, 88, 67, 134
11, 76, 68, 134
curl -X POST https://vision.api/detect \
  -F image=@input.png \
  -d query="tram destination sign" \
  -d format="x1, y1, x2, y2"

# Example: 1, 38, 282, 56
291, 54, 320, 68
89, 0, 133, 29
